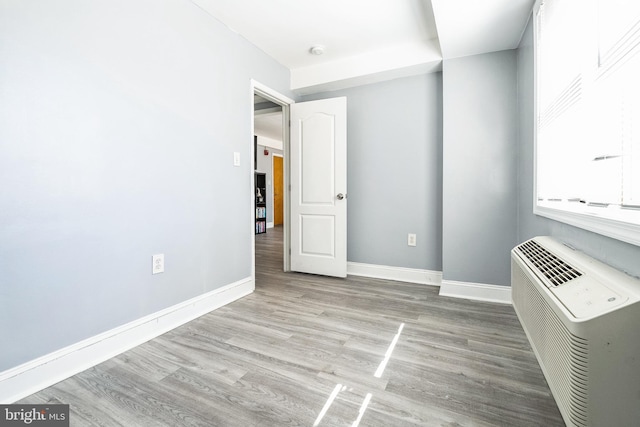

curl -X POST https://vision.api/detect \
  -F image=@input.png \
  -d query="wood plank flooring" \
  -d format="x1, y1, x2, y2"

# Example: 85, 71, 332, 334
20, 226, 564, 426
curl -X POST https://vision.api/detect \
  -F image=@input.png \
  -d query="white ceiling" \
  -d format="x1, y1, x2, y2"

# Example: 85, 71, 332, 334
431, 0, 534, 59
192, 0, 534, 95
254, 107, 283, 143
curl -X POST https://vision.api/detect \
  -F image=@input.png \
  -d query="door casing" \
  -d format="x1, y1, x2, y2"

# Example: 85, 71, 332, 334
251, 80, 294, 278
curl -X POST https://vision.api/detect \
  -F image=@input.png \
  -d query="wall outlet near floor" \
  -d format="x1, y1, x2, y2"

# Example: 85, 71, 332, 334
408, 233, 417, 247
152, 254, 164, 274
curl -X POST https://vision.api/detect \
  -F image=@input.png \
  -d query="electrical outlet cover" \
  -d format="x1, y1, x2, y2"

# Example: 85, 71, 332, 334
152, 254, 164, 274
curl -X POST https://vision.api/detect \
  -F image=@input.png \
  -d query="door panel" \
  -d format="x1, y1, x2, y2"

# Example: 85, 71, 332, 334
300, 215, 335, 256
301, 114, 335, 204
273, 155, 283, 226
290, 97, 347, 278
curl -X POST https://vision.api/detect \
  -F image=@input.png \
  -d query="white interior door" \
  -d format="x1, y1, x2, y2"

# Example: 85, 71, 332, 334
290, 97, 347, 278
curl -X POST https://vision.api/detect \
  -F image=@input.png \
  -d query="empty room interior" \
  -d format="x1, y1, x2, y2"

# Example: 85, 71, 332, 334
2, 0, 640, 426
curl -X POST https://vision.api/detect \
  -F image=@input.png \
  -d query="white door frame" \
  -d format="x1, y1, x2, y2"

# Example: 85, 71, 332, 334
250, 80, 294, 278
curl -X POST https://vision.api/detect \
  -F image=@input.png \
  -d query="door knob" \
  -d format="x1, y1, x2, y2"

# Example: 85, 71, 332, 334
336, 193, 345, 200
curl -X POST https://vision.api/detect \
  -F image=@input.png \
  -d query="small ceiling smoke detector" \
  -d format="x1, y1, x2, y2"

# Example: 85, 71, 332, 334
309, 45, 325, 55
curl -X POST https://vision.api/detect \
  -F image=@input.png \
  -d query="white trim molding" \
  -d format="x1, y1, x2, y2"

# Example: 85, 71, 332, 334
347, 262, 442, 286
0, 277, 254, 403
439, 280, 512, 304
535, 204, 640, 248
250, 79, 293, 273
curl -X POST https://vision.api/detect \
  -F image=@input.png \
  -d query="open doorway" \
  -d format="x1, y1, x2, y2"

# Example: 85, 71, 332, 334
254, 95, 283, 233
251, 83, 347, 280
251, 81, 294, 281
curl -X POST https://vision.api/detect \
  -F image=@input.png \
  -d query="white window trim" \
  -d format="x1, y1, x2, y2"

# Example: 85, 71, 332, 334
531, 0, 640, 247
534, 204, 640, 246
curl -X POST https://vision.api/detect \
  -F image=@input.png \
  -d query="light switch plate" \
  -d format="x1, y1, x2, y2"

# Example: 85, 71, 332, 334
408, 234, 417, 247
233, 152, 241, 166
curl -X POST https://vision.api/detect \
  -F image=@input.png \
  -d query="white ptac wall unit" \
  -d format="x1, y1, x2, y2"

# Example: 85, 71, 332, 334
511, 237, 640, 427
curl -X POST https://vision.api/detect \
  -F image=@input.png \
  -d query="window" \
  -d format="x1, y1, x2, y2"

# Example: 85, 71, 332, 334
534, 0, 640, 246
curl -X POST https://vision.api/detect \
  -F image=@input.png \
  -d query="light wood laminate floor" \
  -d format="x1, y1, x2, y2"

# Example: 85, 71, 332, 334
21, 226, 564, 426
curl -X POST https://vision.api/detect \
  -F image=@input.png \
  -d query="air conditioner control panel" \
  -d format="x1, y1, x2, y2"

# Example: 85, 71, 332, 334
552, 277, 628, 319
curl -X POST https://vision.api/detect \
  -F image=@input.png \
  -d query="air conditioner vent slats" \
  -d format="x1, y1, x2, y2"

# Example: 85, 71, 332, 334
516, 240, 582, 287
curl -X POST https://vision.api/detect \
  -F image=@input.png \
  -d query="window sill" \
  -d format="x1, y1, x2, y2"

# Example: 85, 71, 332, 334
534, 202, 640, 247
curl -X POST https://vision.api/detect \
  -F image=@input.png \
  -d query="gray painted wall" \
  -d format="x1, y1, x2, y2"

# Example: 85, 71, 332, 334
0, 0, 292, 371
302, 74, 443, 271
442, 51, 519, 286
516, 16, 640, 279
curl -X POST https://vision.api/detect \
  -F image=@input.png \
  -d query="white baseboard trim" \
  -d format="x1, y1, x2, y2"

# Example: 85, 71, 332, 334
267, 222, 274, 229
0, 277, 254, 403
439, 280, 512, 304
347, 262, 442, 286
